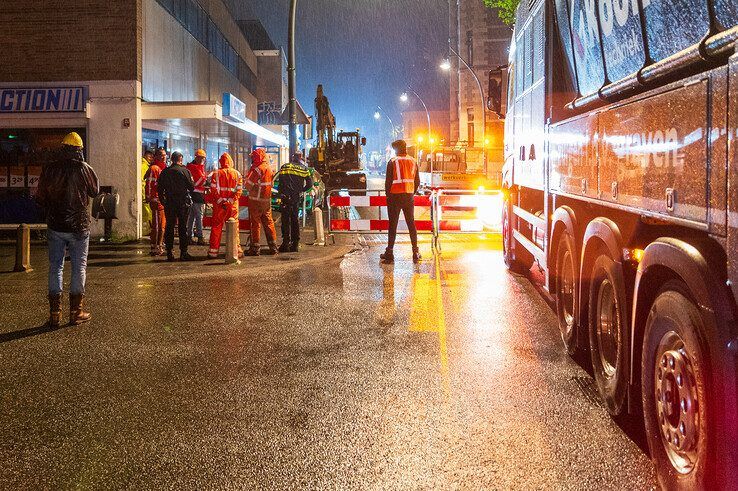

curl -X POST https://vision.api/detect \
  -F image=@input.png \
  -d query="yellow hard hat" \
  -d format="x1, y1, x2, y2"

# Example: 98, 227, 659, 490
62, 132, 84, 148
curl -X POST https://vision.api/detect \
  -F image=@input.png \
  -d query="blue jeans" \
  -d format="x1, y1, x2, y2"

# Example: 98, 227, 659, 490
48, 229, 90, 296
187, 201, 205, 239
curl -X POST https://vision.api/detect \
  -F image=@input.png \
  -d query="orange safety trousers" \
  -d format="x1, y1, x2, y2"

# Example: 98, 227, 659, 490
208, 202, 240, 255
248, 200, 277, 247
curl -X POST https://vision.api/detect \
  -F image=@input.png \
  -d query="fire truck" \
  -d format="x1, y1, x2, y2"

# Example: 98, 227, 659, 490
498, 0, 738, 487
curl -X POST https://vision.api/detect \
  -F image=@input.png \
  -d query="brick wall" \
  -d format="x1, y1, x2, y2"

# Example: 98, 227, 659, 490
0, 0, 141, 82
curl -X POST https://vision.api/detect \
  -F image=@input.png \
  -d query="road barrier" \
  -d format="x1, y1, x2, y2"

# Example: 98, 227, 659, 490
203, 195, 251, 230
327, 188, 503, 250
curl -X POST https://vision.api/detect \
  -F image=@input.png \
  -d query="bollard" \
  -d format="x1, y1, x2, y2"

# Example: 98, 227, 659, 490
224, 218, 241, 265
313, 207, 325, 246
14, 224, 32, 272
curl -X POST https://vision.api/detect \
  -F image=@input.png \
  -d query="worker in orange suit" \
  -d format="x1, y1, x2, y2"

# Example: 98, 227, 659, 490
245, 148, 278, 256
206, 152, 243, 259
145, 147, 168, 256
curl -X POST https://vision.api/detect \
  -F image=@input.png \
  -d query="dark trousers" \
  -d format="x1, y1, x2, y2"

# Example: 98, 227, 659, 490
164, 204, 191, 254
387, 193, 417, 251
280, 197, 301, 245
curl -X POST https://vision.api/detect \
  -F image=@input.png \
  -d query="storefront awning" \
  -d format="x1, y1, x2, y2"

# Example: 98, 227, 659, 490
141, 101, 288, 146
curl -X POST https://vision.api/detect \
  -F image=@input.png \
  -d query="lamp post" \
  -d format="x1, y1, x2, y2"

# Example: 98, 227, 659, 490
400, 89, 431, 144
374, 106, 397, 139
287, 0, 299, 156
401, 89, 433, 182
441, 45, 487, 175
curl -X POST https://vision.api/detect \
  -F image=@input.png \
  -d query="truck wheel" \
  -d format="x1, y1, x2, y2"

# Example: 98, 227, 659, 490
588, 254, 628, 415
502, 191, 530, 273
641, 282, 716, 489
555, 233, 578, 354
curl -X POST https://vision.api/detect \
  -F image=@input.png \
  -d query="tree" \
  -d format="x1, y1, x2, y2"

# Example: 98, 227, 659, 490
483, 0, 520, 26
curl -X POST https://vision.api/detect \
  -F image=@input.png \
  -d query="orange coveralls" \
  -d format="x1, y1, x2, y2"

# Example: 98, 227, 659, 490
207, 153, 243, 258
145, 159, 167, 253
245, 149, 277, 249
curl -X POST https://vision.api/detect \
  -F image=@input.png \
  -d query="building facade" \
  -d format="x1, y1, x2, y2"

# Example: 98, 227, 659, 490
0, 0, 287, 239
448, 0, 510, 150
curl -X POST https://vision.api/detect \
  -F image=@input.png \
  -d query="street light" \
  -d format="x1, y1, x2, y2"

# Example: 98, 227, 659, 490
374, 106, 397, 139
287, 0, 299, 156
441, 46, 488, 175
399, 88, 431, 149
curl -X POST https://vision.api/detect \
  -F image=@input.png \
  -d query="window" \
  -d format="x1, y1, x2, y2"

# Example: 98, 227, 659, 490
156, 0, 255, 94
466, 30, 474, 67
468, 122, 475, 145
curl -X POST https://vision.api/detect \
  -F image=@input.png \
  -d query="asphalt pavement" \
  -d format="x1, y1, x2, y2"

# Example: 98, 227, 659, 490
0, 234, 656, 489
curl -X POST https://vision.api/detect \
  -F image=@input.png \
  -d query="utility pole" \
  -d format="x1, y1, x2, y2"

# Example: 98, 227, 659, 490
288, 0, 299, 156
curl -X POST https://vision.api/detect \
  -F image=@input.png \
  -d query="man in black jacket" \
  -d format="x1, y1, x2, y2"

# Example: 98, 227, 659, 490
36, 132, 99, 327
158, 151, 195, 261
277, 152, 313, 252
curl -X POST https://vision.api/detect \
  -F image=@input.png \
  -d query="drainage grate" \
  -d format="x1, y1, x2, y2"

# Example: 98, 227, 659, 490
571, 375, 606, 409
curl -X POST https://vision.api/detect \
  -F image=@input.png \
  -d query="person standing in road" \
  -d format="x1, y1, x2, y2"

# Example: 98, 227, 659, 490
245, 148, 278, 256
186, 148, 208, 245
141, 150, 154, 234
276, 151, 313, 252
207, 152, 243, 259
145, 147, 167, 256
381, 139, 421, 264
158, 151, 195, 262
36, 132, 99, 327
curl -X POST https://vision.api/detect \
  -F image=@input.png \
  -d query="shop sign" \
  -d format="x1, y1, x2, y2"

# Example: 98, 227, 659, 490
0, 87, 87, 113
27, 166, 41, 188
223, 93, 246, 123
9, 167, 25, 187
0, 168, 7, 187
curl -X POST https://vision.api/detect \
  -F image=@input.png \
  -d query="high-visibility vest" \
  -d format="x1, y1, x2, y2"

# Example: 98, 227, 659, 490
209, 168, 243, 205
245, 162, 274, 202
187, 162, 207, 194
389, 156, 417, 194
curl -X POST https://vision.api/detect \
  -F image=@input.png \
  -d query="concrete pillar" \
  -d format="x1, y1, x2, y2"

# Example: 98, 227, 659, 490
14, 224, 32, 272
313, 208, 325, 246
224, 218, 241, 264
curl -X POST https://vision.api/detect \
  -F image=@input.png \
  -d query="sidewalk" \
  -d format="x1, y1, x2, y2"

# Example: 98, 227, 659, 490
0, 226, 353, 286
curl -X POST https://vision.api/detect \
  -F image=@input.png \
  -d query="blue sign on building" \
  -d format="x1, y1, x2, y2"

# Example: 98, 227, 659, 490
0, 87, 87, 113
223, 92, 246, 123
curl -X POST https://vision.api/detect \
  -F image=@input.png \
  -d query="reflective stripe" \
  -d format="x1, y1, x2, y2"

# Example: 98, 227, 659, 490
249, 196, 270, 202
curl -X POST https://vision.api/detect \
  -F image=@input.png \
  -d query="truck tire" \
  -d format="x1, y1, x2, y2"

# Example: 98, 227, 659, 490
555, 233, 578, 354
502, 191, 530, 273
641, 281, 720, 489
588, 254, 628, 415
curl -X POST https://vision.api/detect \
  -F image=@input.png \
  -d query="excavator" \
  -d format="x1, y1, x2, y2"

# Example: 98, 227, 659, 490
308, 85, 368, 193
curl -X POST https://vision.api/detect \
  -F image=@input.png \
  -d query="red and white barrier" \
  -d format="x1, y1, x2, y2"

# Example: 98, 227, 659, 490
328, 189, 502, 235
203, 195, 251, 230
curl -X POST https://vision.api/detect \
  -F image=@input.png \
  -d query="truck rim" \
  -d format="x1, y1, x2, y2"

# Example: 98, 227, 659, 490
596, 279, 620, 378
654, 331, 700, 474
559, 250, 575, 329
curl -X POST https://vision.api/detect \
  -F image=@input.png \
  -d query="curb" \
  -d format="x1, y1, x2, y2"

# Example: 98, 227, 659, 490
116, 244, 354, 283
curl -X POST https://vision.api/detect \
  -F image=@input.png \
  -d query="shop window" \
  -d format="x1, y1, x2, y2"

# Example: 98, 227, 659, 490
0, 128, 86, 224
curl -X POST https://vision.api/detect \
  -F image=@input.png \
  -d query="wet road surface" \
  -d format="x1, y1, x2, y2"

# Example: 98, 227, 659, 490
0, 236, 656, 489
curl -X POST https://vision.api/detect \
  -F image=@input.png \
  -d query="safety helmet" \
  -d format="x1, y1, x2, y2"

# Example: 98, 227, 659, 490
62, 132, 84, 148
250, 148, 266, 165
195, 148, 207, 158
219, 152, 233, 169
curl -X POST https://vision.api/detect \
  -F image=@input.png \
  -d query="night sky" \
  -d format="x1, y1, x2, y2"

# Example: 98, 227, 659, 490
230, 0, 450, 152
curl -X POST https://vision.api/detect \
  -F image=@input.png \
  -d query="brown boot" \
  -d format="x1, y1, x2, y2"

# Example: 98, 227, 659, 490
48, 293, 62, 328
266, 243, 279, 255
69, 294, 91, 326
